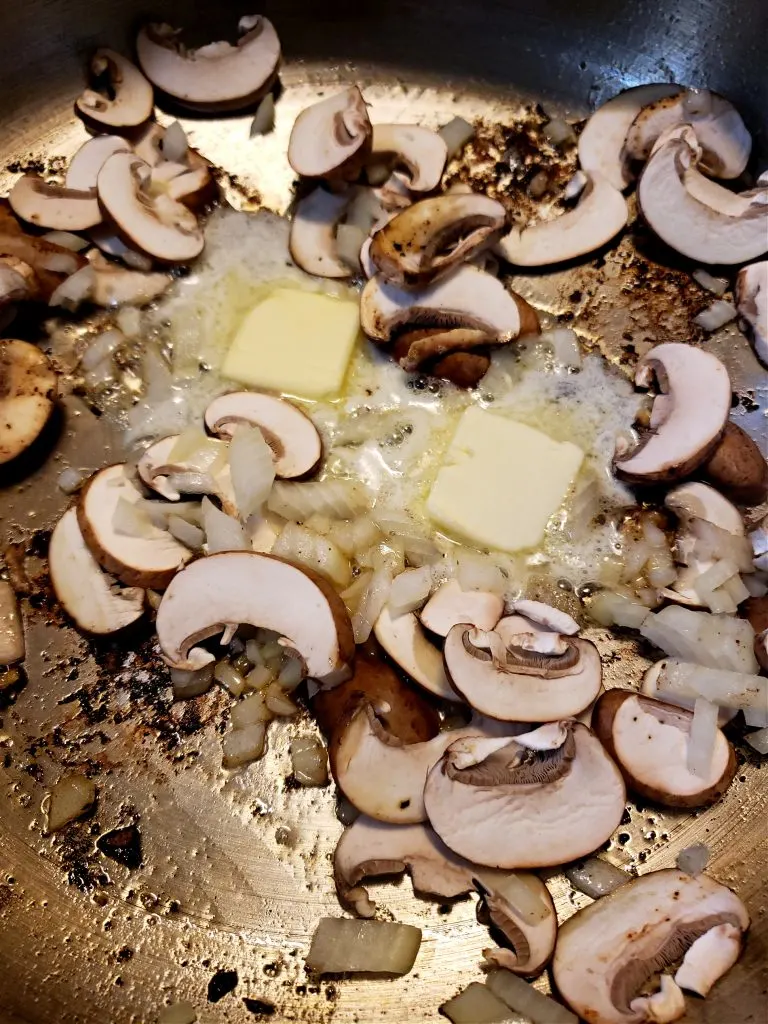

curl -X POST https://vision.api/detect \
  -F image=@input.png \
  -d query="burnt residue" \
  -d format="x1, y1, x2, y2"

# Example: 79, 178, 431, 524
97, 824, 143, 869
207, 968, 239, 1003
243, 997, 276, 1017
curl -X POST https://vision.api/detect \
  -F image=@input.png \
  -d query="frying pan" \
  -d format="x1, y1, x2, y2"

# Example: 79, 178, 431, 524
0, 1, 766, 1021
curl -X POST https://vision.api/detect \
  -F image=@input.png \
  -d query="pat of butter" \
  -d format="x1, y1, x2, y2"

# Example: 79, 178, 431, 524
427, 407, 584, 552
222, 286, 360, 400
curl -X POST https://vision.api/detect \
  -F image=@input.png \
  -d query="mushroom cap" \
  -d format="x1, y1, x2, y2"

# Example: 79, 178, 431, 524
289, 187, 352, 279
735, 261, 767, 369
593, 690, 736, 808
0, 340, 57, 464
75, 49, 154, 129
370, 124, 448, 192
373, 606, 460, 702
552, 868, 749, 1024
9, 176, 102, 232
615, 343, 731, 482
497, 173, 628, 267
665, 481, 745, 536
155, 550, 355, 680
419, 579, 504, 638
66, 135, 133, 192
136, 16, 280, 110
423, 722, 626, 868
701, 420, 768, 507
288, 87, 372, 181
204, 391, 322, 480
370, 193, 507, 286
49, 508, 145, 635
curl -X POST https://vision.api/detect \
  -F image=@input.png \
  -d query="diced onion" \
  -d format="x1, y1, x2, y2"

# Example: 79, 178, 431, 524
389, 567, 433, 615
486, 969, 578, 1023
564, 857, 631, 898
231, 691, 272, 728
476, 871, 552, 924
439, 983, 512, 1024
646, 551, 677, 589
720, 573, 750, 606
245, 664, 275, 691
269, 479, 370, 521
278, 655, 305, 690
214, 662, 246, 697
41, 230, 89, 252
171, 665, 214, 699
641, 606, 758, 673
222, 722, 266, 767
116, 305, 142, 337
305, 918, 421, 975
366, 161, 392, 187
328, 516, 382, 557
456, 552, 505, 594
202, 497, 248, 553
250, 93, 275, 137
693, 299, 737, 331
541, 327, 582, 369
290, 736, 328, 786
228, 426, 276, 520
39, 250, 82, 274
563, 170, 588, 201
745, 726, 768, 755
161, 121, 189, 163
689, 519, 754, 572
272, 522, 351, 588
658, 660, 766, 711
113, 496, 155, 538
265, 681, 298, 716
693, 559, 740, 599
46, 774, 96, 832
336, 223, 366, 271
48, 265, 95, 310
57, 467, 88, 494
80, 329, 126, 371
345, 188, 386, 234
589, 591, 650, 629
692, 268, 728, 296
167, 515, 204, 550
341, 570, 373, 616
743, 705, 768, 728
438, 116, 475, 159
676, 843, 710, 876
542, 116, 576, 145
352, 567, 393, 643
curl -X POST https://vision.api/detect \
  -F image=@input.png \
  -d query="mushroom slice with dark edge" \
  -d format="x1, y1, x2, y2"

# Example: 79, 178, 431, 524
497, 173, 628, 267
593, 690, 736, 808
136, 16, 280, 111
552, 868, 749, 1024
75, 49, 154, 129
288, 87, 372, 181
624, 90, 751, 179
205, 391, 322, 479
9, 177, 102, 232
49, 508, 145, 635
373, 606, 460, 702
97, 152, 204, 263
66, 136, 133, 192
614, 343, 731, 483
474, 871, 557, 978
369, 193, 506, 285
0, 204, 86, 298
701, 421, 768, 507
0, 340, 57, 464
155, 550, 355, 682
419, 579, 503, 638
369, 124, 448, 193
444, 624, 602, 721
289, 187, 353, 278
423, 722, 626, 868
637, 128, 768, 264
77, 464, 193, 589
393, 327, 492, 373
736, 261, 767, 368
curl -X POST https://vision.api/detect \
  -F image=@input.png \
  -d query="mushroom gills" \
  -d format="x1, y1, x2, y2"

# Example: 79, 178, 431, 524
75, 49, 154, 129
369, 124, 448, 193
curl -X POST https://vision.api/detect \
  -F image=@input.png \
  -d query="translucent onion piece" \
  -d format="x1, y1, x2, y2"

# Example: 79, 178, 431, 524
250, 93, 275, 137
438, 116, 475, 159
202, 497, 249, 554
689, 697, 720, 779
543, 116, 576, 145
115, 305, 142, 337
48, 265, 95, 309
565, 858, 631, 899
477, 870, 553, 924
439, 983, 512, 1024
46, 774, 96, 832
305, 918, 421, 975
271, 522, 351, 588
80, 328, 125, 370
278, 655, 305, 690
161, 121, 189, 163
388, 567, 432, 616
486, 969, 578, 1024
231, 691, 272, 728
214, 662, 246, 697
171, 665, 214, 699
40, 230, 90, 252
113, 496, 156, 538
222, 722, 266, 768
268, 479, 370, 522
245, 664, 274, 691
692, 268, 728, 296
289, 736, 329, 786
693, 299, 737, 331
676, 843, 710, 876
693, 559, 740, 599
337, 223, 366, 271
167, 515, 204, 550
589, 591, 651, 629
455, 551, 505, 594
658, 660, 766, 711
57, 467, 88, 494
265, 681, 298, 716
745, 726, 768, 755
352, 566, 393, 643
641, 606, 758, 673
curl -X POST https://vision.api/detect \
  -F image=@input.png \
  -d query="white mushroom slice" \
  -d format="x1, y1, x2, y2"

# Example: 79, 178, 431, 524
624, 90, 751, 179
136, 16, 280, 110
675, 923, 742, 997
474, 872, 558, 978
288, 87, 372, 181
137, 435, 185, 501
373, 606, 459, 702
369, 125, 448, 193
0, 340, 57, 464
66, 136, 133, 192
552, 869, 749, 1024
615, 343, 731, 482
423, 722, 625, 868
419, 580, 503, 638
289, 187, 353, 278
637, 130, 768, 264
370, 193, 506, 285
497, 173, 628, 267
97, 152, 203, 263
155, 550, 354, 679
49, 508, 145, 635
9, 177, 102, 231
577, 84, 682, 191
506, 600, 579, 635
736, 261, 767, 367
444, 624, 602, 721
75, 49, 154, 129
78, 464, 193, 589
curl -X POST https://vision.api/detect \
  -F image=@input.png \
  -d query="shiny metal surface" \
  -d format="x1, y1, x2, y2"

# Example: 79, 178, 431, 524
0, 2, 767, 1023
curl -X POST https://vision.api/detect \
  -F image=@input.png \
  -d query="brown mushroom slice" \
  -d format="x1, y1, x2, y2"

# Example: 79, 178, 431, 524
49, 508, 145, 635
289, 187, 353, 278
66, 136, 133, 192
9, 176, 102, 232
97, 152, 203, 263
204, 391, 322, 480
288, 87, 372, 181
0, 340, 57, 464
755, 628, 768, 672
155, 550, 355, 680
370, 193, 506, 285
77, 464, 192, 589
615, 343, 731, 482
75, 49, 154, 129
395, 327, 492, 373
552, 869, 749, 1024
593, 690, 736, 808
444, 625, 602, 722
474, 872, 558, 978
369, 125, 448, 193
423, 722, 626, 868
373, 606, 460, 702
702, 421, 768, 507
736, 261, 767, 368
498, 173, 628, 267
419, 579, 503, 638
136, 16, 280, 111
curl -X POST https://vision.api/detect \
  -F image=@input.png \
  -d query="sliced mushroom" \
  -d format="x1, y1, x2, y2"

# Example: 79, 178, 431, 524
755, 628, 768, 672
0, 256, 38, 307
369, 125, 447, 193
675, 923, 743, 997
736, 261, 767, 368
497, 173, 628, 267
370, 193, 506, 286
9, 176, 102, 232
66, 136, 133, 192
373, 606, 460, 702
75, 49, 154, 129
0, 203, 87, 299
506, 600, 579, 635
156, 550, 355, 680
393, 327, 492, 373
637, 129, 768, 264
423, 722, 625, 868
577, 83, 682, 191
444, 624, 601, 721
615, 343, 731, 482
49, 508, 145, 635
77, 464, 192, 589
97, 152, 204, 263
289, 187, 353, 278
641, 659, 737, 726
624, 90, 751, 179
593, 690, 736, 808
137, 435, 185, 501
701, 421, 768, 506
288, 87, 372, 181
0, 340, 57, 464
474, 871, 557, 978
136, 16, 280, 111
552, 868, 749, 1024
205, 391, 322, 479
419, 580, 503, 638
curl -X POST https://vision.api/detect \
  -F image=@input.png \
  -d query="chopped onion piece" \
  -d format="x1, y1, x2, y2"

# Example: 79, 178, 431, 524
658, 659, 766, 710
264, 681, 298, 716
228, 425, 276, 520
543, 116, 575, 145
40, 251, 82, 274
245, 664, 274, 691
167, 515, 204, 550
345, 187, 386, 234
171, 664, 214, 699
214, 662, 246, 697
745, 727, 768, 755
161, 121, 188, 163
269, 479, 370, 521
389, 567, 433, 615
692, 268, 728, 296
693, 559, 740, 599
290, 736, 328, 786
744, 705, 768, 728
589, 591, 650, 629
693, 299, 737, 331
278, 655, 305, 690
49, 265, 95, 310
46, 774, 96, 832
720, 573, 751, 606
158, 1002, 198, 1024
80, 328, 125, 370
476, 870, 552, 924
250, 93, 275, 137
41, 230, 89, 252
0, 581, 24, 665
541, 328, 582, 369
641, 606, 758, 673
689, 520, 753, 572
57, 467, 88, 494
113, 496, 155, 538
231, 691, 272, 728
305, 918, 421, 975
352, 566, 393, 643
272, 522, 351, 588
222, 722, 266, 768
439, 983, 512, 1024
438, 116, 475, 159
336, 223, 366, 271
676, 843, 710, 876
563, 170, 588, 201
115, 305, 142, 337
202, 497, 249, 553
564, 857, 631, 899
486, 969, 577, 1024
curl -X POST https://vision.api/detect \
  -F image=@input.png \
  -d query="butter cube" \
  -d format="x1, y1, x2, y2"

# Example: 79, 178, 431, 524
427, 407, 584, 552
222, 286, 360, 400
